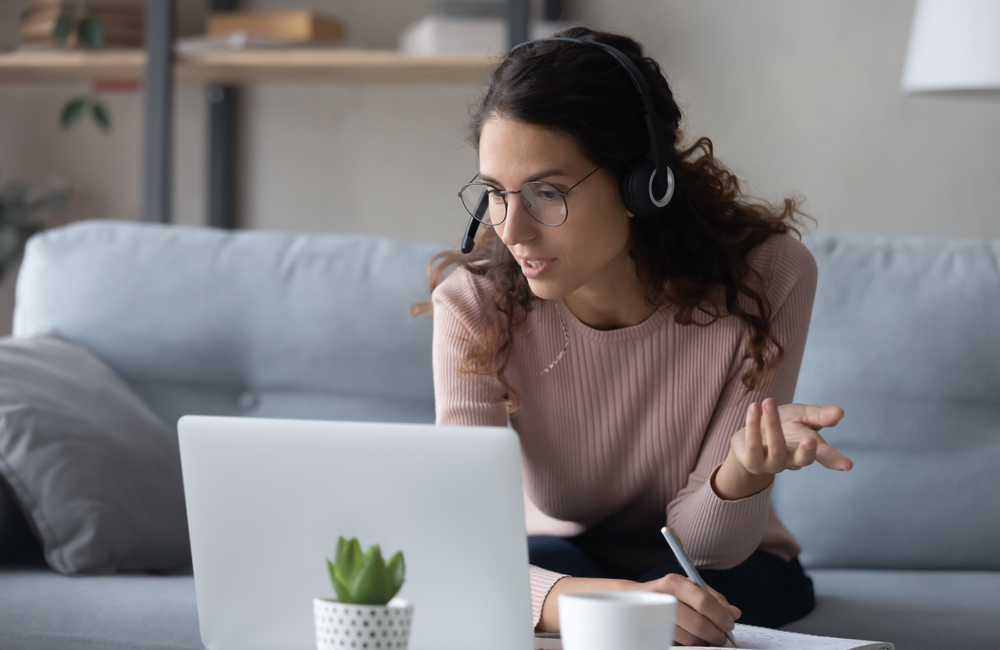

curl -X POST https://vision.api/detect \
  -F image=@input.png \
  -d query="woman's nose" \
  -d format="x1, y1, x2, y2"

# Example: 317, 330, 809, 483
498, 193, 537, 247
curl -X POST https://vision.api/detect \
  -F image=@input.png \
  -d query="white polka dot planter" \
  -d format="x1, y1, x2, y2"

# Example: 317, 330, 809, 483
314, 597, 414, 650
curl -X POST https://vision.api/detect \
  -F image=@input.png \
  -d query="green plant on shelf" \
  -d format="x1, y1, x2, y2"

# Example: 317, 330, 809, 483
60, 96, 111, 132
53, 4, 112, 133
53, 7, 106, 50
326, 537, 406, 606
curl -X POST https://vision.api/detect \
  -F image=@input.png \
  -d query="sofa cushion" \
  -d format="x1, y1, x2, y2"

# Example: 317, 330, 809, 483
776, 235, 1000, 570
784, 568, 1000, 650
0, 562, 201, 650
0, 333, 190, 575
3, 565, 995, 650
13, 221, 444, 427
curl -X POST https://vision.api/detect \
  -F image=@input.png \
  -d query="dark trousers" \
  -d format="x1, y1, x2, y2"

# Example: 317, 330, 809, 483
528, 535, 815, 629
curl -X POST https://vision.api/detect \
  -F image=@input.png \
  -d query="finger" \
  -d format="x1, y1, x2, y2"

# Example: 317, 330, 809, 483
789, 403, 845, 429
674, 601, 730, 647
815, 440, 854, 471
671, 610, 709, 647
762, 398, 786, 468
743, 402, 764, 472
707, 585, 742, 619
791, 435, 818, 468
670, 575, 735, 641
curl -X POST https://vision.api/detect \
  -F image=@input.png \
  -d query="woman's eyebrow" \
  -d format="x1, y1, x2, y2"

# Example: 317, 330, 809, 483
478, 169, 566, 185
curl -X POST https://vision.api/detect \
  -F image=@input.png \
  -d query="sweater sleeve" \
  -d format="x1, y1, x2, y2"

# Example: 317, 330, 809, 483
431, 269, 567, 628
665, 236, 818, 569
431, 269, 508, 427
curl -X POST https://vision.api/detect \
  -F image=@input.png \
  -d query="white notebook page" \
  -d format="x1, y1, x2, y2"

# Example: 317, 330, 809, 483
534, 623, 894, 650
719, 623, 894, 650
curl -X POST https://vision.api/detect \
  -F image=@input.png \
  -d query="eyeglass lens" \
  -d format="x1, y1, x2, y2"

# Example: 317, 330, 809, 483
460, 182, 568, 227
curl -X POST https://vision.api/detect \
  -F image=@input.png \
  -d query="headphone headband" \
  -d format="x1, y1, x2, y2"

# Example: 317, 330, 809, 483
508, 36, 671, 198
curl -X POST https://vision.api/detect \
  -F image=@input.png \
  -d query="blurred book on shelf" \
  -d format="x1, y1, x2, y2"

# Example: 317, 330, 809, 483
175, 32, 345, 56
17, 0, 143, 48
206, 11, 343, 45
399, 1, 569, 55
25, 0, 142, 8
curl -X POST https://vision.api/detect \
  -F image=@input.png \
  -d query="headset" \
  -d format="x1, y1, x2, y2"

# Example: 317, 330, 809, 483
461, 36, 675, 254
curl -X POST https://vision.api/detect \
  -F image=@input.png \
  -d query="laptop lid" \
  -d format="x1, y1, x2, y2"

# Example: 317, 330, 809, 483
179, 416, 535, 650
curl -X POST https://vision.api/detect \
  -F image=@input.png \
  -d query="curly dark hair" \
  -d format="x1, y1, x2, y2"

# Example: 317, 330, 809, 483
413, 26, 809, 412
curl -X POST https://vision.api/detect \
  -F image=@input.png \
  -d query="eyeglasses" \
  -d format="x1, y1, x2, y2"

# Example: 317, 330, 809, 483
458, 166, 601, 227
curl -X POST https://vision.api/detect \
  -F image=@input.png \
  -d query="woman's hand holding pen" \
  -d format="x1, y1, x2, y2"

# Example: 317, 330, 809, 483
716, 397, 853, 501
636, 574, 741, 646
539, 574, 740, 647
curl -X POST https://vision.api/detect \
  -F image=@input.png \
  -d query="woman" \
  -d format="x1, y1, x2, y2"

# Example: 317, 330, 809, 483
417, 27, 852, 646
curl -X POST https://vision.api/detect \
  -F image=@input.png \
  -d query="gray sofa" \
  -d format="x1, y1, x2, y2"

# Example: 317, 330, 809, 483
1, 221, 997, 650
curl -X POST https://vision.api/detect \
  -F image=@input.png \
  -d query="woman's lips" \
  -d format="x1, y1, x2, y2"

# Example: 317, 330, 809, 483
520, 257, 556, 279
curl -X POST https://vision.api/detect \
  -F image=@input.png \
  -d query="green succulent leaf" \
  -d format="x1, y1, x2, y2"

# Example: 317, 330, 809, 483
327, 538, 405, 605
61, 98, 87, 129
347, 545, 394, 605
78, 15, 106, 50
334, 537, 364, 582
327, 558, 351, 603
53, 14, 74, 47
385, 551, 405, 597
92, 101, 112, 131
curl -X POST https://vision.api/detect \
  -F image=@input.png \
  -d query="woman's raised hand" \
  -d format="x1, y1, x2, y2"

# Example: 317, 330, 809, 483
716, 398, 852, 500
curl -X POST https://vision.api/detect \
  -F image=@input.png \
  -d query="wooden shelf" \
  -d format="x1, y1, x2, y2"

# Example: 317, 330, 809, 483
0, 48, 496, 83
0, 50, 144, 82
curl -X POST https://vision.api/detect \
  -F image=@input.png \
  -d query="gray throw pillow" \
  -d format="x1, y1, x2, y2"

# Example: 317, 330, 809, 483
0, 333, 190, 574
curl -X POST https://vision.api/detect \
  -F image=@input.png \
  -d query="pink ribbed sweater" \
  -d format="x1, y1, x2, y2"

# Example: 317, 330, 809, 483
431, 233, 816, 628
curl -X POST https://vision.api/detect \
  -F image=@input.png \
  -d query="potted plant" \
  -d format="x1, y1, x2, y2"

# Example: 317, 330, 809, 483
314, 536, 412, 650
0, 174, 69, 283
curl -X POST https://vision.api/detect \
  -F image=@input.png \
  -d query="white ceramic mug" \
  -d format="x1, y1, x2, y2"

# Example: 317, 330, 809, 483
559, 591, 677, 650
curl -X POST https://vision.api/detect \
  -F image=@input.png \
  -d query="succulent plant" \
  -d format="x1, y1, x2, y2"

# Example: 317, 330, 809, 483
326, 537, 405, 606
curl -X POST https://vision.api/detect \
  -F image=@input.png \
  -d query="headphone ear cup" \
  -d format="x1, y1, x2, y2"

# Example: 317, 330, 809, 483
621, 158, 661, 219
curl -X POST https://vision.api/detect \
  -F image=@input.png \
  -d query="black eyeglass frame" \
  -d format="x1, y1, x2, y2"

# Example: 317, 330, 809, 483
458, 166, 602, 227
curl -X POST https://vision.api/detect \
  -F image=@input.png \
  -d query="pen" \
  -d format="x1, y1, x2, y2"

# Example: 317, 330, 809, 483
660, 526, 738, 648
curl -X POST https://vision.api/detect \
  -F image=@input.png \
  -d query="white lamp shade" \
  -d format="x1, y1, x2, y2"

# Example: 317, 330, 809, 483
901, 0, 1000, 94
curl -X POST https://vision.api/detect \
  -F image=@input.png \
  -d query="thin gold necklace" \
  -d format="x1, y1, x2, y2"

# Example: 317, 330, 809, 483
540, 302, 570, 375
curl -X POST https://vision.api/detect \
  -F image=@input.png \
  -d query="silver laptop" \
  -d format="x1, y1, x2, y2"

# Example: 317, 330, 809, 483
178, 416, 535, 650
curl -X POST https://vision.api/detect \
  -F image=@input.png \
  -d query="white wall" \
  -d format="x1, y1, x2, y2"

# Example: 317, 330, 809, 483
2, 0, 999, 335
575, 0, 1000, 238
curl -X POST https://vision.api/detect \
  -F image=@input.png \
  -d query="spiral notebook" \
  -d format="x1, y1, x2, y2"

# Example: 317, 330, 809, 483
534, 623, 894, 650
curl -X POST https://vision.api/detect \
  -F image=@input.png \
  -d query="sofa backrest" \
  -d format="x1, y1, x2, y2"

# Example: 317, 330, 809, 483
776, 234, 1000, 571
14, 221, 445, 427
17, 224, 1000, 570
